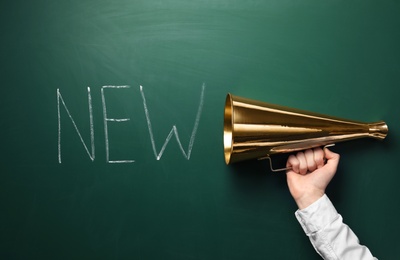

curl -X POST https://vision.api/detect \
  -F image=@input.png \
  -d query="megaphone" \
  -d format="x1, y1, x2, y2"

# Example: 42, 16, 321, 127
223, 94, 388, 167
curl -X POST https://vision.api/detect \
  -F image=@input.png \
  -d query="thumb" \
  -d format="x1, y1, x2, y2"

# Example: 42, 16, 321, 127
323, 147, 340, 173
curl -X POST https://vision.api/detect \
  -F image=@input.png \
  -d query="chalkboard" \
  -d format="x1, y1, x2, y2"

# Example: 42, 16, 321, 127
1, 1, 399, 259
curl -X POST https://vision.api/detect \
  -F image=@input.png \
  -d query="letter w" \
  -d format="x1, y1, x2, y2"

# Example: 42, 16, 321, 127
140, 84, 205, 160
57, 87, 95, 163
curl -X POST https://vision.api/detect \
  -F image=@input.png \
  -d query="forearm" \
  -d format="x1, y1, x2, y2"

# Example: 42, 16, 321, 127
295, 195, 376, 260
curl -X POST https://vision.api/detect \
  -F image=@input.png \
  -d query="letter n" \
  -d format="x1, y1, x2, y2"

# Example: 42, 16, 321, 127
57, 87, 95, 163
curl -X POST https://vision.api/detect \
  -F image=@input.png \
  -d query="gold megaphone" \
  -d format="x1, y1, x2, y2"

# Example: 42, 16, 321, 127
224, 94, 388, 166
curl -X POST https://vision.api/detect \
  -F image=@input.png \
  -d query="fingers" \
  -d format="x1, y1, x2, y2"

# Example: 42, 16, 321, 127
314, 147, 325, 169
286, 149, 312, 175
296, 151, 308, 175
286, 147, 328, 174
305, 149, 317, 173
287, 154, 300, 173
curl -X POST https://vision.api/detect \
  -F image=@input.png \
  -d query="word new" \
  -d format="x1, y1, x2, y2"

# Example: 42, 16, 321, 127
57, 84, 205, 163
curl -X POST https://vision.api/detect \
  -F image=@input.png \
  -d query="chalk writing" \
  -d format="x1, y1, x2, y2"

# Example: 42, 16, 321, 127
57, 85, 205, 163
57, 87, 95, 163
140, 83, 205, 160
101, 85, 135, 164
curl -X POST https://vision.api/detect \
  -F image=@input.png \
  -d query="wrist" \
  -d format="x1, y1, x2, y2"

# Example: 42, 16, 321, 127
295, 192, 325, 210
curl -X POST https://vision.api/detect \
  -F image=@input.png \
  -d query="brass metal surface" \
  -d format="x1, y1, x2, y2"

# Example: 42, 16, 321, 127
224, 94, 388, 164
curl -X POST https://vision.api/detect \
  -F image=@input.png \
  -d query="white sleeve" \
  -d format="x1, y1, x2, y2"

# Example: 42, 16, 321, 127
295, 194, 377, 260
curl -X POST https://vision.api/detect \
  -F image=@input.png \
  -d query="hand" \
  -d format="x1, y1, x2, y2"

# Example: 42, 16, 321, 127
286, 147, 340, 210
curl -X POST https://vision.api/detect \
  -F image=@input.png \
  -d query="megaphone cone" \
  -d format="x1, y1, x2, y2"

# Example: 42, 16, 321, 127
224, 94, 388, 165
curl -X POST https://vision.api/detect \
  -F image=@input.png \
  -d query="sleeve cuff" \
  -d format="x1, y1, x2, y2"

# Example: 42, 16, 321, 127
294, 194, 339, 236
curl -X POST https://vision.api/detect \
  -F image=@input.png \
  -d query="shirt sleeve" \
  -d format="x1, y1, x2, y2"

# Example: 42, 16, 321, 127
294, 194, 377, 260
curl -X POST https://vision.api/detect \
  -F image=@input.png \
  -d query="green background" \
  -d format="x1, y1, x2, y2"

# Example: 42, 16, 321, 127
1, 1, 399, 259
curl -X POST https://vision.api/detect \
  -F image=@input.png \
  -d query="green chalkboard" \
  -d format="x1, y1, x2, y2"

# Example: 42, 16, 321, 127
2, 1, 399, 259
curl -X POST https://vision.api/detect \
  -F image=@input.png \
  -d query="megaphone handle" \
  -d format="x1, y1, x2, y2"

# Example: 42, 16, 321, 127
261, 144, 336, 173
262, 156, 291, 172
